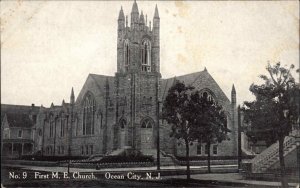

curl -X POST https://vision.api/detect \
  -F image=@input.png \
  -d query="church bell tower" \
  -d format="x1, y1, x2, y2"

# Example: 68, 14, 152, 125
114, 1, 161, 152
117, 0, 160, 74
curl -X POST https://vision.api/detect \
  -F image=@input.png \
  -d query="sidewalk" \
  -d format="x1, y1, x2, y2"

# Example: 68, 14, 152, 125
166, 173, 299, 187
4, 163, 237, 173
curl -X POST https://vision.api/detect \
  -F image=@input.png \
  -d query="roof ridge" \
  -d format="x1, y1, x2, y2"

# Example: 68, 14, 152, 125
89, 73, 114, 78
162, 71, 204, 80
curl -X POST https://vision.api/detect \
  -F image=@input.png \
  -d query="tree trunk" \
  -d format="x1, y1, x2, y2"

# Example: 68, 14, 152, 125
207, 142, 211, 173
278, 136, 288, 188
185, 140, 190, 181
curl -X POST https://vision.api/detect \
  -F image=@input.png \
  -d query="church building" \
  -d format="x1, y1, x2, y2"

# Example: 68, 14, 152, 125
33, 1, 238, 158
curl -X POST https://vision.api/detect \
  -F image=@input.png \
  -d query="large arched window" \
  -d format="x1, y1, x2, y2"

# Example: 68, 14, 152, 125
124, 39, 130, 71
82, 92, 96, 135
141, 39, 151, 72
141, 118, 153, 128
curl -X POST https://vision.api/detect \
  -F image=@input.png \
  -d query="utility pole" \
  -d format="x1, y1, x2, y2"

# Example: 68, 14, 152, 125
156, 77, 160, 170
297, 141, 300, 184
238, 105, 242, 170
42, 118, 46, 156
53, 115, 58, 156
67, 114, 70, 174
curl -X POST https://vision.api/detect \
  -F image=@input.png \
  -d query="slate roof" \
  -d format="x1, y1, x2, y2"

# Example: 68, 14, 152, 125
76, 74, 115, 104
1, 104, 39, 124
5, 113, 34, 128
89, 74, 115, 90
78, 70, 230, 109
160, 70, 231, 106
160, 71, 207, 99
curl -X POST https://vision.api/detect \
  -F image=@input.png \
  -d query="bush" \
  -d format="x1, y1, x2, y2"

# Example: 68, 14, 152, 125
98, 155, 154, 163
19, 155, 88, 161
176, 155, 255, 161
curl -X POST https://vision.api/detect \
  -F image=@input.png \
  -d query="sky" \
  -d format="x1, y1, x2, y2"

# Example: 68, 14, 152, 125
1, 0, 299, 107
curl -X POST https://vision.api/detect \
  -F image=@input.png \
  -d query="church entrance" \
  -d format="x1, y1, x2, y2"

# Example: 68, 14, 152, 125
140, 119, 153, 150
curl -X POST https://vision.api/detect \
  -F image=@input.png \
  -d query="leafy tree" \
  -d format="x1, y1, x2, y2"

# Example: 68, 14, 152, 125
189, 91, 229, 173
163, 80, 230, 179
242, 62, 298, 188
162, 80, 196, 180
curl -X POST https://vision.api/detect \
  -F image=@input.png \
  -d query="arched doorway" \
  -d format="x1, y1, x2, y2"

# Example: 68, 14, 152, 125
119, 119, 126, 149
140, 118, 153, 150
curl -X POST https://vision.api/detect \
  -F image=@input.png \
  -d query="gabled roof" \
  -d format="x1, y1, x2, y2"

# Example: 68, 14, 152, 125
89, 74, 115, 89
160, 70, 231, 105
76, 74, 115, 104
5, 113, 34, 128
160, 71, 206, 99
1, 104, 39, 123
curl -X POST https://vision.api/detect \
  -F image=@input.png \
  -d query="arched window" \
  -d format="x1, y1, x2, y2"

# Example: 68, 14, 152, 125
60, 117, 65, 137
124, 39, 130, 71
141, 118, 153, 128
38, 129, 42, 136
49, 115, 54, 138
82, 92, 96, 135
74, 115, 79, 136
120, 119, 126, 129
141, 39, 151, 72
200, 89, 216, 103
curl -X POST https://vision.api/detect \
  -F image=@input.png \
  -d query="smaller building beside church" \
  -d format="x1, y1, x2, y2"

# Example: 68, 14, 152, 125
1, 104, 39, 158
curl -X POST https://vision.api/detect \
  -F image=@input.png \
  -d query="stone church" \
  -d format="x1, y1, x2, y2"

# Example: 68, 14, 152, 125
33, 1, 238, 158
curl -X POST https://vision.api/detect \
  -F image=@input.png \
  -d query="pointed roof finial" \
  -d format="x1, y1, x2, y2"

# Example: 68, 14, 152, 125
204, 67, 207, 71
118, 6, 125, 20
131, 0, 139, 13
70, 87, 75, 104
154, 4, 159, 18
231, 84, 236, 94
126, 15, 128, 27
140, 11, 145, 24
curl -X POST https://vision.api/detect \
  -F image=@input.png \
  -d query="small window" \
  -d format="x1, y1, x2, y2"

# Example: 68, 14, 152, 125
213, 145, 218, 155
60, 119, 65, 137
120, 119, 126, 129
18, 130, 22, 138
38, 129, 42, 136
81, 146, 84, 155
90, 145, 93, 155
86, 145, 89, 155
205, 144, 209, 155
61, 146, 64, 154
75, 118, 78, 136
124, 39, 130, 71
197, 143, 202, 155
32, 115, 37, 123
4, 128, 10, 139
141, 119, 153, 128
